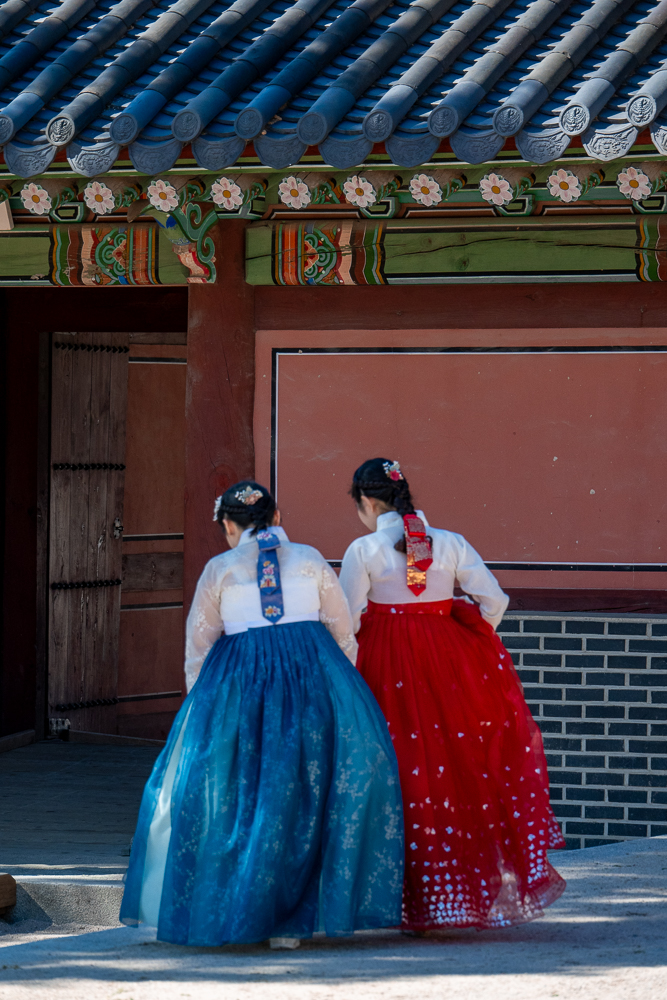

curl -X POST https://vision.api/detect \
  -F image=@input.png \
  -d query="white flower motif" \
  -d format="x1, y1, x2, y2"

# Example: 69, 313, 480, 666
479, 172, 513, 207
277, 176, 311, 209
617, 166, 651, 202
211, 177, 243, 211
547, 168, 581, 204
83, 181, 115, 215
147, 179, 179, 211
21, 183, 51, 216
409, 173, 442, 207
343, 175, 376, 208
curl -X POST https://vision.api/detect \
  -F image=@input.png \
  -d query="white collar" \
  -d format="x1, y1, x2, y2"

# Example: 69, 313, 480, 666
376, 510, 428, 532
238, 525, 289, 548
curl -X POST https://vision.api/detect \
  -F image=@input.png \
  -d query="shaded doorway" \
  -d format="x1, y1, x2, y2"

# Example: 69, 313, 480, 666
43, 333, 187, 740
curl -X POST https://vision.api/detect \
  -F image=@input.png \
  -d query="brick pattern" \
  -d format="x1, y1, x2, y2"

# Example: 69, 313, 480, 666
499, 613, 667, 849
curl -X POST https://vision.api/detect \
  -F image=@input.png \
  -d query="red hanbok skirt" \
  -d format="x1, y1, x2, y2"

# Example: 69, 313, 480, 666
357, 597, 566, 931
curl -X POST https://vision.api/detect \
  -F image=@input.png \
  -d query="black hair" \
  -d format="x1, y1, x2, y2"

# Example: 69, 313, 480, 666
350, 458, 417, 518
214, 480, 276, 535
350, 458, 420, 554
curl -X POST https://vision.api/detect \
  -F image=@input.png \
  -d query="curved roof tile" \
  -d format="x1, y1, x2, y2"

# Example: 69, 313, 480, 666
0, 0, 665, 177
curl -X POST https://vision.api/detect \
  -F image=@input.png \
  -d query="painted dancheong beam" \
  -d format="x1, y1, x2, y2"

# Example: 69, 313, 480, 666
244, 217, 664, 286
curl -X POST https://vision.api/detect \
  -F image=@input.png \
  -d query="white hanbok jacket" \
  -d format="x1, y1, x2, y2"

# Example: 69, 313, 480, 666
339, 511, 509, 634
185, 526, 357, 691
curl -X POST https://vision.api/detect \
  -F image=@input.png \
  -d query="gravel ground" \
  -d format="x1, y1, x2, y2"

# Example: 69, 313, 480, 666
1, 836, 666, 1000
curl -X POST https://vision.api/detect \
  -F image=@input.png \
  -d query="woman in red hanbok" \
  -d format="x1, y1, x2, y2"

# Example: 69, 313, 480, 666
340, 458, 565, 932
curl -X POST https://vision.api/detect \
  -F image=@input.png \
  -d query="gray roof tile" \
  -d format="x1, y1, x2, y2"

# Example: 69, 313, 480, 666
0, 0, 664, 176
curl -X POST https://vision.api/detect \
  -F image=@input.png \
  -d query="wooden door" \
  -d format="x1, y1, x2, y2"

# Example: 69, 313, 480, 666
117, 343, 187, 740
48, 332, 129, 734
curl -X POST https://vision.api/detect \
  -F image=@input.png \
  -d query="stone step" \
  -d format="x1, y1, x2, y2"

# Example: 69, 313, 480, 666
7, 876, 124, 927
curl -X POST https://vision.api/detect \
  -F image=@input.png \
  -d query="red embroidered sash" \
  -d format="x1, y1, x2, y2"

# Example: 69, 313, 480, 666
403, 514, 433, 595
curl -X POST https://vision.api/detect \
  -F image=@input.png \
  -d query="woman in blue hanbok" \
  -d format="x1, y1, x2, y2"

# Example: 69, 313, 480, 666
120, 481, 404, 948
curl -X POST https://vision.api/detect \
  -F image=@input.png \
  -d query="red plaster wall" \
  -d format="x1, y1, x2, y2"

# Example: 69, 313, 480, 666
255, 333, 667, 593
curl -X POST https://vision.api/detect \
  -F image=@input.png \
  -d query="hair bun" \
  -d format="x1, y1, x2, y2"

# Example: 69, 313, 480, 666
350, 458, 416, 518
214, 480, 276, 535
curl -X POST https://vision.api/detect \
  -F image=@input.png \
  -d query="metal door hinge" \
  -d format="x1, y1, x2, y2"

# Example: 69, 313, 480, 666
113, 517, 123, 539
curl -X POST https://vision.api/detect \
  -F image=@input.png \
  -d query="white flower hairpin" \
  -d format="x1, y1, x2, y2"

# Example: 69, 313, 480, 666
213, 495, 223, 521
235, 486, 263, 505
383, 461, 403, 482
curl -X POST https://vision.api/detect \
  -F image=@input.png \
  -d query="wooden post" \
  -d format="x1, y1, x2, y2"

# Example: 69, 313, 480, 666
184, 222, 255, 611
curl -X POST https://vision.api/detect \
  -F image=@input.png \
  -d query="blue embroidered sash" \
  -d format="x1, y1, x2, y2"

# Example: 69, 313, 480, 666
256, 531, 284, 622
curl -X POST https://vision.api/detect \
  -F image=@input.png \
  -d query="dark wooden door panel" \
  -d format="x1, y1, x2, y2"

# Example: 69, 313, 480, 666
122, 552, 183, 591
48, 333, 129, 733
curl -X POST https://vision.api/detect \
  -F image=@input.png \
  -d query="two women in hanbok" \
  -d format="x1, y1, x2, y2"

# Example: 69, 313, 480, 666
121, 463, 564, 946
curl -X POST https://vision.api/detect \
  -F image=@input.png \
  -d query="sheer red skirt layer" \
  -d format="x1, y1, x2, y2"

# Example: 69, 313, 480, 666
357, 598, 566, 931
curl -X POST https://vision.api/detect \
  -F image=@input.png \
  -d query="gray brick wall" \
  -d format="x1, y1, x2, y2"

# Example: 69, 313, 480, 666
499, 612, 667, 849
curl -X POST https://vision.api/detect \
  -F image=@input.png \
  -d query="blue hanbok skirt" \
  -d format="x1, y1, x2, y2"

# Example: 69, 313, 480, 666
120, 621, 404, 946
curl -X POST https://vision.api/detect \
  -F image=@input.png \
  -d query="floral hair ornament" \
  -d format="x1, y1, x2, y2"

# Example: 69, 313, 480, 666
235, 485, 264, 505
213, 495, 223, 522
383, 460, 404, 482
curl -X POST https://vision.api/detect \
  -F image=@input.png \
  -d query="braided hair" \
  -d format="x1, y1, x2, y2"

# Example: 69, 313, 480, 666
350, 458, 416, 516
213, 480, 276, 536
350, 458, 418, 553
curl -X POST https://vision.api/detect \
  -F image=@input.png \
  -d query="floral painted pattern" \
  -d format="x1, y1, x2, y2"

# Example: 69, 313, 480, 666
617, 166, 651, 202
409, 174, 442, 207
211, 177, 243, 211
21, 183, 51, 215
547, 168, 581, 203
343, 175, 376, 208
479, 173, 513, 207
83, 181, 115, 215
278, 176, 311, 209
110, 238, 127, 266
147, 179, 179, 211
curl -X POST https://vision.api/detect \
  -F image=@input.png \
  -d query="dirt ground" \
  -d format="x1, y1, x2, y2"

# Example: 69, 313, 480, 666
1, 836, 666, 1000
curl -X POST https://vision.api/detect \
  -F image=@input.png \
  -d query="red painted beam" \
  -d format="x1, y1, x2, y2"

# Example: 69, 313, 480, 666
256, 281, 667, 332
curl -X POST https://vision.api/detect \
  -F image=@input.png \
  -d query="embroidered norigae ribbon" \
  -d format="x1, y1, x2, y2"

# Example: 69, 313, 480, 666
403, 514, 433, 595
256, 531, 284, 622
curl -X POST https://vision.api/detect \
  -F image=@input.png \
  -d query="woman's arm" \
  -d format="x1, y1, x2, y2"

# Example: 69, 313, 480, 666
451, 533, 509, 630
339, 541, 372, 634
184, 559, 224, 692
318, 560, 359, 665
